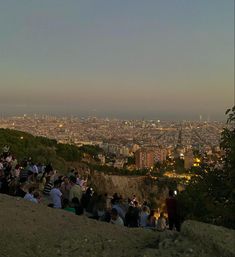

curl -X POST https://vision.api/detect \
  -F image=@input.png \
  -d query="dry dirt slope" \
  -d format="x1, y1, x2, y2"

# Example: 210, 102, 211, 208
0, 194, 234, 257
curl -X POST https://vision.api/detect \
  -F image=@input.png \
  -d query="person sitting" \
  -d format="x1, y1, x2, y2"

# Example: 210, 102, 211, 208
146, 210, 156, 228
139, 206, 149, 227
125, 206, 139, 227
24, 187, 38, 203
33, 191, 41, 204
43, 176, 53, 195
69, 176, 82, 202
111, 198, 126, 221
110, 208, 124, 226
49, 180, 62, 209
156, 212, 167, 231
60, 176, 71, 201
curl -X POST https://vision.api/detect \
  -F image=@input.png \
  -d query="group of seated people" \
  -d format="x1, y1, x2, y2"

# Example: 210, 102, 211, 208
0, 146, 168, 231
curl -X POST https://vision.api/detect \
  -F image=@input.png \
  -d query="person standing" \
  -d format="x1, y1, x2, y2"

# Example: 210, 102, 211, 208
165, 190, 180, 231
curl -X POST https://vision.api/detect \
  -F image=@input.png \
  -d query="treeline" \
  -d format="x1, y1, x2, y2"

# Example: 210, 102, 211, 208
0, 129, 102, 171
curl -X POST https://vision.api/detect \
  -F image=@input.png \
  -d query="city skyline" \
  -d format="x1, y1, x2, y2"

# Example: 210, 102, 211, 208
0, 0, 234, 120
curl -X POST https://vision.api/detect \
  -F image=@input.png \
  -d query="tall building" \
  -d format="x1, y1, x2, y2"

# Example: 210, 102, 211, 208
135, 148, 154, 169
184, 150, 194, 170
153, 147, 167, 163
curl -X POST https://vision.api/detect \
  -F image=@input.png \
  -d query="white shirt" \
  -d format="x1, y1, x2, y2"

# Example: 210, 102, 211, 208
50, 188, 62, 208
110, 216, 124, 226
24, 193, 38, 203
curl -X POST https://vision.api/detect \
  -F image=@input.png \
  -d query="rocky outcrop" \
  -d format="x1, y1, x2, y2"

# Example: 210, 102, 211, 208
88, 172, 169, 207
0, 194, 235, 257
181, 220, 235, 257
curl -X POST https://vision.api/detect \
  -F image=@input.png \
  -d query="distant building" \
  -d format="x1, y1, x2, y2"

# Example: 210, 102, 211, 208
119, 146, 130, 157
184, 150, 194, 170
153, 147, 167, 163
135, 148, 154, 169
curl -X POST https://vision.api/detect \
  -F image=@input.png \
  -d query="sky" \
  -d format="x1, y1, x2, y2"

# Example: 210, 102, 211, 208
0, 0, 234, 120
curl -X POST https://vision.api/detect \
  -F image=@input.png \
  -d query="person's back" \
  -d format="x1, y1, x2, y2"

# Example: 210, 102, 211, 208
147, 210, 156, 228
24, 187, 37, 203
69, 176, 82, 202
43, 176, 53, 195
81, 188, 92, 210
125, 206, 139, 227
139, 206, 149, 227
156, 213, 167, 231
50, 181, 62, 208
60, 177, 71, 200
112, 200, 126, 221
110, 208, 124, 226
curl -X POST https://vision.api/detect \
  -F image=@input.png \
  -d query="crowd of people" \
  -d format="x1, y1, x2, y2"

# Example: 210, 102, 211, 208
0, 145, 180, 232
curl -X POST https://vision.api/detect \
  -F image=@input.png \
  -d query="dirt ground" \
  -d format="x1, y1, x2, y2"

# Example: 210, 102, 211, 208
0, 194, 234, 257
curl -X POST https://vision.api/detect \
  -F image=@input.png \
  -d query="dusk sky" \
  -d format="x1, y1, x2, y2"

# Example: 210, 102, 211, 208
0, 0, 234, 120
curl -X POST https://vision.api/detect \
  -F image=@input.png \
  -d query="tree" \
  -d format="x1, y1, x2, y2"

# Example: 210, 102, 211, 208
178, 106, 235, 228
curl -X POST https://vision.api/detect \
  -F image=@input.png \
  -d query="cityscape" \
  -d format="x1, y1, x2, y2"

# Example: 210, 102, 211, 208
0, 1, 234, 255
0, 114, 225, 171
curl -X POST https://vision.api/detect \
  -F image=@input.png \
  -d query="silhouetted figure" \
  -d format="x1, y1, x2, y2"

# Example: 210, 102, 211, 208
125, 206, 139, 227
166, 189, 180, 231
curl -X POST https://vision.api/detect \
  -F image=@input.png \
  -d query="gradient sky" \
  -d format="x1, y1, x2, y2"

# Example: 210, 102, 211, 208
0, 0, 234, 120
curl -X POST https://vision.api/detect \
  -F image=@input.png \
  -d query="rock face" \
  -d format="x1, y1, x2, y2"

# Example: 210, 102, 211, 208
88, 172, 169, 207
0, 194, 235, 257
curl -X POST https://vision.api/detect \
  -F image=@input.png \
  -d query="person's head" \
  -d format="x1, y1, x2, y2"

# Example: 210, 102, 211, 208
133, 201, 138, 207
169, 189, 174, 197
86, 187, 92, 196
70, 176, 77, 185
53, 180, 61, 188
33, 191, 40, 199
74, 172, 80, 178
160, 212, 165, 218
142, 206, 148, 212
150, 210, 155, 217
28, 187, 35, 194
128, 206, 134, 212
111, 208, 118, 221
63, 176, 69, 184
143, 201, 148, 206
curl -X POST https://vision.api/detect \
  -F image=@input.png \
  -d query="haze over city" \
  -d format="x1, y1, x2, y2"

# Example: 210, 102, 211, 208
0, 0, 234, 120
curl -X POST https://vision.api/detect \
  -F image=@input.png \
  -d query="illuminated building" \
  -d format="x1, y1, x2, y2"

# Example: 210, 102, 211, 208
135, 148, 154, 169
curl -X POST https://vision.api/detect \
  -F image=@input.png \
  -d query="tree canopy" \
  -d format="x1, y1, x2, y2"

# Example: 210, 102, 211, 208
178, 106, 235, 228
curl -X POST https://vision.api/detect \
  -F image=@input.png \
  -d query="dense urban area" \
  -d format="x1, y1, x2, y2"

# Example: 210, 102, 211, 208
0, 115, 225, 173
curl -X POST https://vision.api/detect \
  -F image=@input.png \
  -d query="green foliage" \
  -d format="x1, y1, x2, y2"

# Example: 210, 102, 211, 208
56, 143, 82, 162
178, 106, 235, 228
127, 156, 135, 165
79, 145, 103, 158
0, 128, 83, 171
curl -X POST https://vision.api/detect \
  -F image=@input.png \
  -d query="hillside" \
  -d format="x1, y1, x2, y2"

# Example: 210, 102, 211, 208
0, 194, 235, 257
0, 128, 100, 171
